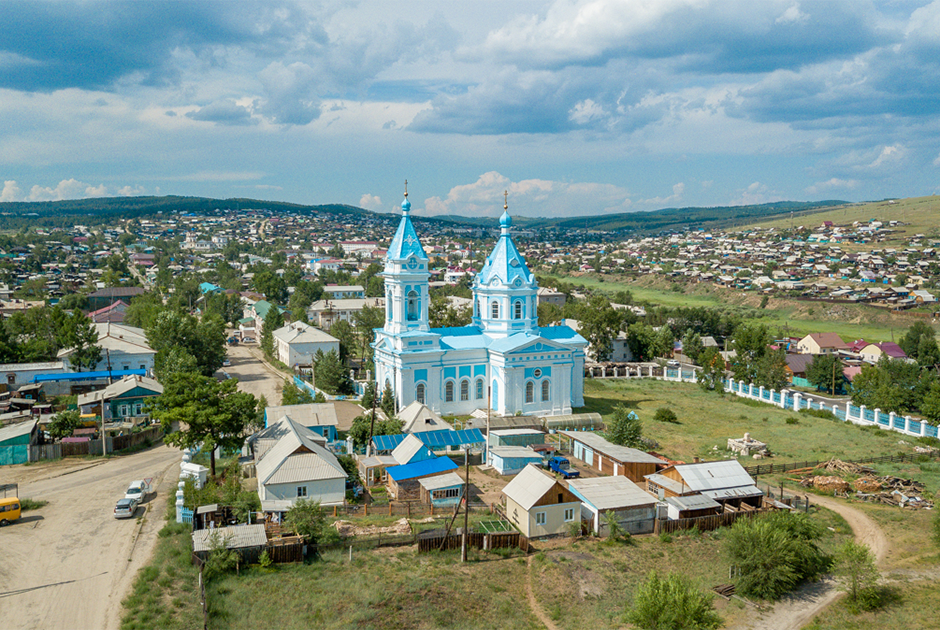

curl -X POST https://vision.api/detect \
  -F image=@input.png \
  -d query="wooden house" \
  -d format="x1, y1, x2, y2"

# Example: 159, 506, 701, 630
558, 430, 663, 483
502, 464, 581, 538
645, 460, 762, 510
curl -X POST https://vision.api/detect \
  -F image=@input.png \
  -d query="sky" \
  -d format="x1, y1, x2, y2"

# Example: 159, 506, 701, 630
1, 0, 939, 219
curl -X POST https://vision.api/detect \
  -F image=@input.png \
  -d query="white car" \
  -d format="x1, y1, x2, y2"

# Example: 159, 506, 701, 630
667, 360, 680, 368
114, 498, 138, 519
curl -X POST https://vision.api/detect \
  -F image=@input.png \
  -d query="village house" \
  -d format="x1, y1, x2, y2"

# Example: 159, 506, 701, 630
271, 321, 340, 367
796, 332, 849, 355
567, 476, 659, 536
501, 464, 582, 538
645, 460, 762, 512
558, 430, 663, 483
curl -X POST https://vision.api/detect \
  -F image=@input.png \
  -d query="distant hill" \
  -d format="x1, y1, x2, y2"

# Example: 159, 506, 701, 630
0, 194, 849, 234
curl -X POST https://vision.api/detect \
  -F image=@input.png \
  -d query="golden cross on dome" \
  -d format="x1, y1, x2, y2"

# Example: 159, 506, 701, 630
504, 189, 508, 210
404, 179, 408, 198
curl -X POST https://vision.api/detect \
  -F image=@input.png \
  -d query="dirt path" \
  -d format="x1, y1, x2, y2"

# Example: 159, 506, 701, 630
731, 493, 889, 630
526, 556, 560, 630
0, 445, 181, 630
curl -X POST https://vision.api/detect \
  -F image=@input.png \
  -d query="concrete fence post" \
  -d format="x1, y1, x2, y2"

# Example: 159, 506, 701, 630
922, 421, 929, 437
859, 405, 867, 423
793, 392, 802, 412
874, 408, 882, 427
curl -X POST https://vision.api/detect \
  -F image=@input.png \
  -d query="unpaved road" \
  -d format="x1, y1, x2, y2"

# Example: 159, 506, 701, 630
732, 493, 890, 630
0, 445, 180, 630
225, 342, 284, 404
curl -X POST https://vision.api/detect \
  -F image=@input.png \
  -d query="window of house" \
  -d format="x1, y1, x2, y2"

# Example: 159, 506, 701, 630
475, 378, 484, 400
445, 381, 455, 402
541, 379, 550, 402
491, 301, 499, 319
119, 404, 130, 417
460, 379, 469, 401
514, 300, 523, 319
297, 486, 307, 498
535, 511, 546, 525
433, 487, 460, 499
416, 383, 426, 404
6, 374, 14, 385
133, 403, 143, 416
564, 508, 575, 522
525, 381, 534, 403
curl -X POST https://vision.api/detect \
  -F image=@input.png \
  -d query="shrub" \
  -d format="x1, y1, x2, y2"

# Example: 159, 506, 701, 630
653, 407, 679, 424
258, 549, 273, 568
799, 408, 839, 421
835, 541, 881, 612
785, 417, 799, 425
627, 571, 722, 630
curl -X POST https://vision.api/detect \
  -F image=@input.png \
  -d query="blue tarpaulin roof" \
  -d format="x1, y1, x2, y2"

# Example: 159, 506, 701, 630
32, 369, 147, 383
372, 428, 486, 452
386, 456, 458, 482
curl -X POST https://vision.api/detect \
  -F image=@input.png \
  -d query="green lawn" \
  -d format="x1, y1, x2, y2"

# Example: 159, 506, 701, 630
579, 379, 909, 463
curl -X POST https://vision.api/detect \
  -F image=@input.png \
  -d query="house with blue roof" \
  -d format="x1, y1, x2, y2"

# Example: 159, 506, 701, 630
385, 456, 458, 501
373, 188, 587, 417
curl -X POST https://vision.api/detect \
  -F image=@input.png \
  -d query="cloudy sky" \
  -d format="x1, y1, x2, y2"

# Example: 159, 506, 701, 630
1, 1, 939, 219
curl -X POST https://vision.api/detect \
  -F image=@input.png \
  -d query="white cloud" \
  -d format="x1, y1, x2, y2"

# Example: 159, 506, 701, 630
776, 4, 808, 25
85, 184, 108, 197
28, 179, 92, 201
569, 99, 607, 125
359, 193, 383, 210
1, 180, 21, 202
805, 177, 858, 195
640, 182, 685, 206
934, 153, 940, 166
421, 171, 634, 218
117, 185, 145, 196
731, 181, 783, 206
869, 144, 906, 168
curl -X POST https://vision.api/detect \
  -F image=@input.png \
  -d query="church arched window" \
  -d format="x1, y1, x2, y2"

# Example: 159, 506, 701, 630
460, 379, 469, 401
445, 380, 455, 403
514, 300, 523, 319
525, 381, 534, 404
491, 301, 499, 319
541, 379, 550, 402
406, 290, 419, 321
475, 378, 484, 400
416, 383, 426, 404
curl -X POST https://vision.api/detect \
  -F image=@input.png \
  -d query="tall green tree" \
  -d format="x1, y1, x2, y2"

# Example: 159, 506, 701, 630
281, 379, 315, 406
806, 354, 845, 395
151, 373, 259, 477
48, 409, 82, 440
578, 297, 626, 362
835, 541, 880, 611
697, 347, 726, 393
899, 321, 940, 367
353, 304, 385, 370
261, 307, 285, 357
606, 404, 643, 448
381, 380, 397, 418
61, 310, 101, 371
329, 319, 355, 362
313, 349, 352, 395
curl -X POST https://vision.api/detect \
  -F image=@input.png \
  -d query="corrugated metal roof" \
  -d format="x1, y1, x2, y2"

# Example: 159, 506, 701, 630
264, 403, 338, 428
192, 524, 268, 553
256, 416, 346, 486
372, 428, 485, 452
391, 434, 433, 465
488, 446, 543, 460
568, 476, 657, 511
701, 485, 762, 500
665, 494, 721, 511
644, 474, 689, 495
418, 471, 465, 491
672, 460, 755, 492
501, 463, 559, 511
0, 418, 36, 443
542, 413, 603, 428
490, 429, 545, 436
559, 431, 663, 464
386, 456, 457, 481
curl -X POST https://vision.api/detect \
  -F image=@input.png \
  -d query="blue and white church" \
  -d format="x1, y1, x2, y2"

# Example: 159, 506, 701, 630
373, 189, 587, 417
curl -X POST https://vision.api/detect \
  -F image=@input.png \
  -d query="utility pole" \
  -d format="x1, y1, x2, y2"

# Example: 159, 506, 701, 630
461, 444, 470, 563
366, 382, 377, 457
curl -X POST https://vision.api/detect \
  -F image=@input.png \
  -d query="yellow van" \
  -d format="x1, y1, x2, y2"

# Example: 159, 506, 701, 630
0, 497, 22, 526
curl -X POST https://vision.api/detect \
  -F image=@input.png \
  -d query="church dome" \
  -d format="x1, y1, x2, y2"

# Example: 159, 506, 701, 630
499, 210, 511, 228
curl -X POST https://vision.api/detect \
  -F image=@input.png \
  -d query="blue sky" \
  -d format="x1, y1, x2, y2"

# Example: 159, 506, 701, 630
1, 0, 939, 219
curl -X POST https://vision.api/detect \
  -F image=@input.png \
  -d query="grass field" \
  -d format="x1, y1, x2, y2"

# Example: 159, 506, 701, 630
543, 272, 930, 343
579, 379, 912, 463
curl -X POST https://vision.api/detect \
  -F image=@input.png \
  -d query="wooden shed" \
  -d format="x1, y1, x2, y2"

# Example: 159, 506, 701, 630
558, 430, 663, 482
192, 524, 268, 565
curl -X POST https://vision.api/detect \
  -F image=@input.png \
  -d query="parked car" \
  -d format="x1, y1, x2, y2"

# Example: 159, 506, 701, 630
241, 336, 255, 343
0, 497, 22, 526
666, 360, 680, 368
226, 336, 239, 345
114, 497, 138, 519
547, 456, 580, 479
222, 358, 231, 367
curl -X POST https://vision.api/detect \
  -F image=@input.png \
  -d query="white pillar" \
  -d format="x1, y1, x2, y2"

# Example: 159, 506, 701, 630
758, 386, 765, 401
874, 408, 882, 428
844, 402, 851, 422
727, 378, 735, 393
793, 392, 802, 411
922, 421, 929, 437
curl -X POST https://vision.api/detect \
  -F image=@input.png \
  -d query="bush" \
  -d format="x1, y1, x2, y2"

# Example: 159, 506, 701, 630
835, 541, 882, 612
725, 512, 830, 601
799, 408, 839, 421
627, 571, 722, 630
653, 407, 679, 424
785, 417, 799, 425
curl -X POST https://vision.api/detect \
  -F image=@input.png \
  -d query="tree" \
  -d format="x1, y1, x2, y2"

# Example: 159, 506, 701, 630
627, 323, 657, 362
151, 373, 259, 477
697, 347, 725, 393
851, 355, 934, 414
626, 571, 721, 630
48, 409, 82, 440
899, 321, 940, 367
754, 347, 788, 390
361, 381, 377, 411
725, 512, 830, 601
806, 354, 845, 395
835, 541, 880, 611
606, 404, 643, 448
285, 498, 339, 544
922, 382, 940, 423
261, 307, 285, 358
681, 330, 705, 365
329, 319, 355, 362
61, 310, 101, 371
313, 349, 351, 395
154, 346, 199, 382
381, 381, 397, 418
578, 297, 626, 362
282, 379, 315, 406
429, 295, 471, 329
146, 310, 227, 376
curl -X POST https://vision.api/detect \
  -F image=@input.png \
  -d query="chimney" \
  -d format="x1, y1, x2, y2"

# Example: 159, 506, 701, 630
693, 456, 701, 464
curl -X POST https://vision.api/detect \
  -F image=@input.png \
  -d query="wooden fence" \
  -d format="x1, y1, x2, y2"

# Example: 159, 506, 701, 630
743, 452, 935, 477
28, 426, 163, 462
266, 538, 304, 563
329, 501, 492, 519
416, 531, 527, 553
653, 509, 760, 535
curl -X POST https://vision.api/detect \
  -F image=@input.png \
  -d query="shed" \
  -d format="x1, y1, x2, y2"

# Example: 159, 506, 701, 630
541, 412, 603, 431
418, 471, 465, 507
502, 464, 581, 538
489, 428, 547, 448
385, 456, 458, 501
0, 418, 38, 466
568, 476, 658, 536
357, 454, 399, 487
192, 524, 268, 564
391, 433, 435, 466
558, 430, 663, 482
664, 494, 722, 520
646, 460, 762, 509
487, 446, 545, 475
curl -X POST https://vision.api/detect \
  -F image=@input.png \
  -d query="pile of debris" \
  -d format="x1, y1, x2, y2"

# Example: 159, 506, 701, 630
727, 433, 770, 459
821, 458, 876, 475
851, 476, 932, 509
800, 475, 851, 493
333, 517, 417, 537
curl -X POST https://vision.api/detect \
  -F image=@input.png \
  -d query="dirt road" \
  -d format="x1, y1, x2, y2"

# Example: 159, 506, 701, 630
733, 493, 889, 630
224, 342, 285, 404
0, 445, 180, 630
